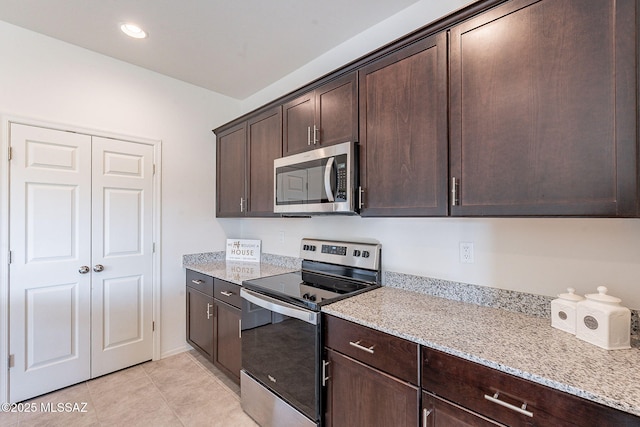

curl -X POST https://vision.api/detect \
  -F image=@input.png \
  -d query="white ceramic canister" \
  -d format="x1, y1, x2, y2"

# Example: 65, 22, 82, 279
550, 288, 584, 334
575, 286, 631, 350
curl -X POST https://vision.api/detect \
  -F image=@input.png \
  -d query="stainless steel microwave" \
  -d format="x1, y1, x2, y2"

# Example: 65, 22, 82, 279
274, 141, 357, 215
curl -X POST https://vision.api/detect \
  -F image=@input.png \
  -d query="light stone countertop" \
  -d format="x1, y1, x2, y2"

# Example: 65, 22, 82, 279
322, 286, 640, 418
184, 260, 297, 285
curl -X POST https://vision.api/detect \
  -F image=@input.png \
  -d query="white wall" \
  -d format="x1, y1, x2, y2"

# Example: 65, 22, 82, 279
230, 0, 640, 311
239, 217, 640, 310
0, 20, 241, 359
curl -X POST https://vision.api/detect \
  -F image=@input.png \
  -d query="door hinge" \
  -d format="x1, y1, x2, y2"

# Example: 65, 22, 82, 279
8, 354, 14, 368
153, 164, 156, 175
8, 250, 12, 264
152, 321, 155, 332
8, 147, 12, 161
152, 242, 156, 253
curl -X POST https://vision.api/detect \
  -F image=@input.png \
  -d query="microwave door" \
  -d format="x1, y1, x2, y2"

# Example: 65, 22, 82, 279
277, 168, 308, 202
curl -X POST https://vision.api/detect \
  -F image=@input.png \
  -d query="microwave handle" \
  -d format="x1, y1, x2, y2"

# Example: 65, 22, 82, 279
324, 156, 335, 202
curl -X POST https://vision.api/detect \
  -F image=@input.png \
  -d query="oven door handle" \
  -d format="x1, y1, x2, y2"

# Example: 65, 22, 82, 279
240, 288, 319, 325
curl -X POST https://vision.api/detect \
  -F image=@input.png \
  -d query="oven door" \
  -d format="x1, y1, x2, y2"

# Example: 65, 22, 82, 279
240, 288, 321, 426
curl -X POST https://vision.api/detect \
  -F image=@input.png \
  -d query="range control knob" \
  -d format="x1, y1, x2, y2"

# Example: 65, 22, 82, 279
362, 251, 370, 258
302, 293, 317, 301
353, 250, 361, 257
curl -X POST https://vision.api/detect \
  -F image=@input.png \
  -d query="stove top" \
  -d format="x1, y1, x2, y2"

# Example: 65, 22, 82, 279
242, 238, 382, 311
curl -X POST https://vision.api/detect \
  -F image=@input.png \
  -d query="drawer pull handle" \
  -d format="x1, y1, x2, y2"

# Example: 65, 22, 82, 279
484, 392, 533, 418
220, 291, 234, 297
349, 340, 375, 354
191, 279, 205, 285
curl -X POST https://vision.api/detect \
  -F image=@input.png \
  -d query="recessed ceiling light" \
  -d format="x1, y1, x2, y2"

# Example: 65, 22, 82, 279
120, 23, 147, 39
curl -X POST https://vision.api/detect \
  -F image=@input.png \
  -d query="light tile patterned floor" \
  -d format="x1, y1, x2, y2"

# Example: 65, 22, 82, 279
0, 350, 257, 427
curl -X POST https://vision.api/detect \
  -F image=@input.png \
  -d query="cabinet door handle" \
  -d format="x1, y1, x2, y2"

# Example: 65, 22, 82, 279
451, 177, 459, 206
349, 340, 375, 354
240, 197, 244, 212
220, 290, 234, 297
422, 408, 432, 427
358, 186, 364, 210
313, 125, 318, 145
307, 126, 311, 145
206, 303, 213, 320
322, 360, 330, 387
191, 279, 204, 285
484, 392, 533, 418
239, 319, 242, 339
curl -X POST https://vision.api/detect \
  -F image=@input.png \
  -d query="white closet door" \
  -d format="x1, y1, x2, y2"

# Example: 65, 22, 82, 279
9, 124, 92, 402
90, 136, 154, 377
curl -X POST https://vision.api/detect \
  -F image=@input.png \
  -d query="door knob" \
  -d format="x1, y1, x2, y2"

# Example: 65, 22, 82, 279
93, 264, 105, 273
79, 266, 90, 274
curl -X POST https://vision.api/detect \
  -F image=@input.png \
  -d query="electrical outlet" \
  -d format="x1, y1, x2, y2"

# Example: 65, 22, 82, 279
459, 242, 474, 264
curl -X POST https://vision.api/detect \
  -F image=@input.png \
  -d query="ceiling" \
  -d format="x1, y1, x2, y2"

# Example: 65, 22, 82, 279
0, 0, 424, 100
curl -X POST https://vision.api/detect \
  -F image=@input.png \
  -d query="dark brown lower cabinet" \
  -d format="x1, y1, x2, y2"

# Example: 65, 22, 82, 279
186, 270, 215, 361
186, 271, 242, 384
324, 348, 419, 427
212, 278, 243, 384
213, 299, 241, 383
422, 346, 640, 427
423, 391, 504, 427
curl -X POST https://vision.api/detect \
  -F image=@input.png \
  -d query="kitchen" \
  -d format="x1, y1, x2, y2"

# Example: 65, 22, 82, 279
1, 0, 639, 425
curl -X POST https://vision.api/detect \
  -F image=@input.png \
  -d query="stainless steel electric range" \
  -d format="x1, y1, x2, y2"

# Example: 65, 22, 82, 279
240, 238, 382, 427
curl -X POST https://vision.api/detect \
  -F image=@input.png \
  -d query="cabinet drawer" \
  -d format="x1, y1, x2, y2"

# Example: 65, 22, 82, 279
214, 279, 242, 309
422, 347, 640, 427
323, 314, 419, 385
186, 269, 213, 296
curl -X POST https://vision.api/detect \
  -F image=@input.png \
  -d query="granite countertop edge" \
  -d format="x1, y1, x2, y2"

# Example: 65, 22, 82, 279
182, 252, 301, 284
183, 253, 639, 417
322, 287, 640, 418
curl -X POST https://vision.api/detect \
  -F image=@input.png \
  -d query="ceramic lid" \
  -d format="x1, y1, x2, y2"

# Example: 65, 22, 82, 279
584, 286, 622, 305
557, 287, 584, 302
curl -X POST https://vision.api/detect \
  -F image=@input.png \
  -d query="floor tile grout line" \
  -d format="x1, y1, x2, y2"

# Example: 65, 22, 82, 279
184, 352, 242, 402
141, 359, 188, 427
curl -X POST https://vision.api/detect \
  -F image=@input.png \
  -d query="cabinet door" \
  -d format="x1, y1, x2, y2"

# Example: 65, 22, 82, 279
359, 32, 448, 216
214, 300, 242, 383
186, 287, 214, 361
315, 72, 358, 148
247, 106, 282, 216
324, 348, 419, 427
216, 122, 247, 217
423, 391, 504, 427
283, 91, 315, 155
449, 0, 638, 216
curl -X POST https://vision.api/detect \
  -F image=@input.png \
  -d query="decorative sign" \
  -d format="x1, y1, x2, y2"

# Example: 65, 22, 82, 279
226, 239, 261, 262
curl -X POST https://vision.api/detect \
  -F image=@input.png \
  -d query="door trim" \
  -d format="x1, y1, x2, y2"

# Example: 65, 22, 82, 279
0, 114, 162, 403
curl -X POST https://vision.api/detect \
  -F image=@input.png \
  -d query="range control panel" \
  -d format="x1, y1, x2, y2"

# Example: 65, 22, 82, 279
300, 238, 381, 271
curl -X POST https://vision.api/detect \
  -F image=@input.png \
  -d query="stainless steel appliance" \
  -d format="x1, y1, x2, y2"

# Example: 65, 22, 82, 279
274, 141, 358, 215
240, 238, 382, 427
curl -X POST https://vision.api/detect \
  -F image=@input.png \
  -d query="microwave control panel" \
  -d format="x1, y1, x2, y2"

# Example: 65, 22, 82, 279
336, 161, 347, 201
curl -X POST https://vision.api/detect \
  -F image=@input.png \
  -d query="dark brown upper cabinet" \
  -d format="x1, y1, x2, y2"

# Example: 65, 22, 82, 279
246, 107, 283, 216
216, 106, 282, 217
359, 32, 448, 216
216, 122, 246, 217
283, 72, 358, 156
449, 0, 638, 217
